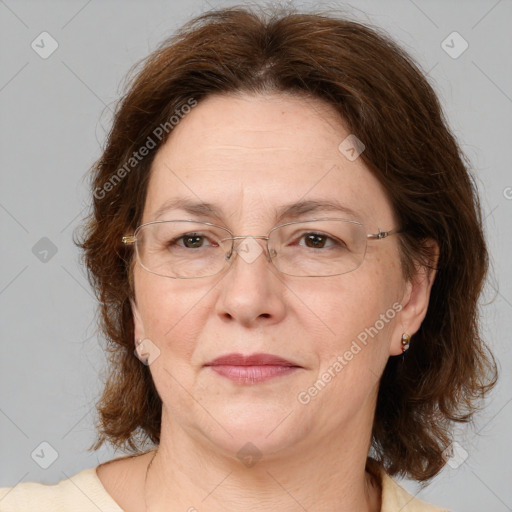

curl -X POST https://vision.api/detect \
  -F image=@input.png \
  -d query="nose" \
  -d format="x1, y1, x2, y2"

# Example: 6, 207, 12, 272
224, 235, 278, 264
215, 236, 286, 327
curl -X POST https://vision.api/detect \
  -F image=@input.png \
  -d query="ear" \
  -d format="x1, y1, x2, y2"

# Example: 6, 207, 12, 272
390, 240, 439, 356
131, 296, 146, 344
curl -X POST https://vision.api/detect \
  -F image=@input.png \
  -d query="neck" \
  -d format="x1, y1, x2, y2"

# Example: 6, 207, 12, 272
144, 410, 381, 512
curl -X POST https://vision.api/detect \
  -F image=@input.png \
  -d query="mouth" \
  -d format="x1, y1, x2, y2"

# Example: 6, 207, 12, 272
204, 353, 302, 385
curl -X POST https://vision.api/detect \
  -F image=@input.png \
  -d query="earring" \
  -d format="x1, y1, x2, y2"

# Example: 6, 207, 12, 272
401, 333, 411, 353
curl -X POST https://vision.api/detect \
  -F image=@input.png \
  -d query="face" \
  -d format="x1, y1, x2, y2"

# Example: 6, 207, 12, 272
131, 92, 422, 460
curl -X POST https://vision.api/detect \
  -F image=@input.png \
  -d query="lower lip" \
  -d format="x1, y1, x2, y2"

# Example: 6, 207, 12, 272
208, 365, 299, 384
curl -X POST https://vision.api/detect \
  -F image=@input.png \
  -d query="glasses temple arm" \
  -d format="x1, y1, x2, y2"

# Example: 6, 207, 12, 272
122, 235, 136, 245
367, 228, 402, 240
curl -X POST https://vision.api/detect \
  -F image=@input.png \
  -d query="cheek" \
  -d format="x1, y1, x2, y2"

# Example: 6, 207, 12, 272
299, 271, 402, 425
313, 262, 403, 364
135, 270, 214, 363
134, 272, 220, 416
321, 271, 398, 328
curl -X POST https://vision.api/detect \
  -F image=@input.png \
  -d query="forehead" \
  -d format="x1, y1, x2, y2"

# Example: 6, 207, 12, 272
144, 92, 395, 229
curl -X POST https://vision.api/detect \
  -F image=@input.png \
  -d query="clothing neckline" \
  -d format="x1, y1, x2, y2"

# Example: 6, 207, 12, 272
83, 458, 445, 512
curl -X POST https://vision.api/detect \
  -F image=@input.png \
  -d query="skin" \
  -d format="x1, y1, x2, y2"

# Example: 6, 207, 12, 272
97, 92, 436, 511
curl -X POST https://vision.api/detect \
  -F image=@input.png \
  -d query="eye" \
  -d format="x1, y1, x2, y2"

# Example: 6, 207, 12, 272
298, 232, 344, 249
170, 232, 219, 249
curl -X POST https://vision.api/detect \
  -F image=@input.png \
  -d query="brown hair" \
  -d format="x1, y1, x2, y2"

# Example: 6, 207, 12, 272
77, 5, 497, 481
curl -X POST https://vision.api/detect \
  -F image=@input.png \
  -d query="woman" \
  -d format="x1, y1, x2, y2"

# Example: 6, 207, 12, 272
0, 5, 497, 511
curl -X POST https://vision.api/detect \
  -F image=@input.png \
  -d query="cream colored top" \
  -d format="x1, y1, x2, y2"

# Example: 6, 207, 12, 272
0, 462, 450, 511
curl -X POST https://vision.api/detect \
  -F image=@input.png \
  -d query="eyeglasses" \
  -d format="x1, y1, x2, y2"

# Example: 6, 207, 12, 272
122, 218, 400, 279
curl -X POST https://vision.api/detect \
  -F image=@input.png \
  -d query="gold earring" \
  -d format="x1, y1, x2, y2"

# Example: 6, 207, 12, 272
401, 333, 411, 353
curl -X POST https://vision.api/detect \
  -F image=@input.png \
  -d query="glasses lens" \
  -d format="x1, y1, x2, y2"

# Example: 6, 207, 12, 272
135, 221, 231, 278
269, 219, 367, 276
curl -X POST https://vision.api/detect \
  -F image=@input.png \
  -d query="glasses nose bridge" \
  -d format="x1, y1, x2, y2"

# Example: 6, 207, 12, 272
231, 235, 269, 242
222, 234, 276, 264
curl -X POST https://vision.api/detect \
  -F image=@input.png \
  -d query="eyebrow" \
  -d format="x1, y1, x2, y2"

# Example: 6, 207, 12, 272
152, 198, 360, 223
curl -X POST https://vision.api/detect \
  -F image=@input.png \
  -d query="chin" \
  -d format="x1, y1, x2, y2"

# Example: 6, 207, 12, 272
193, 401, 310, 463
207, 425, 307, 466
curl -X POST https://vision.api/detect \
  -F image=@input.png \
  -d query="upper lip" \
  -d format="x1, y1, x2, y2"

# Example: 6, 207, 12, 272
205, 353, 300, 367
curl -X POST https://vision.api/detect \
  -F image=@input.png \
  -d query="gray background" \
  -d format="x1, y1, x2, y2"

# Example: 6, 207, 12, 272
0, 0, 511, 511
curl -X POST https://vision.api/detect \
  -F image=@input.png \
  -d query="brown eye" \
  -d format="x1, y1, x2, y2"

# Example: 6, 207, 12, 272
298, 232, 344, 249
181, 234, 205, 248
304, 233, 327, 248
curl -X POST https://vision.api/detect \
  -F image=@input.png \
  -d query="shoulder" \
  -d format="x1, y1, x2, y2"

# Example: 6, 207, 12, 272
367, 459, 451, 512
0, 468, 123, 512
